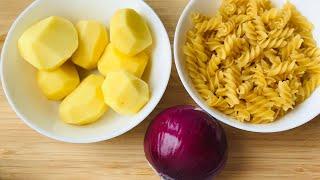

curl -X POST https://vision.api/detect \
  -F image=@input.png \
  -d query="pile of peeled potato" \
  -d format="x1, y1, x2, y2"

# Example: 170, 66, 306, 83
18, 9, 152, 125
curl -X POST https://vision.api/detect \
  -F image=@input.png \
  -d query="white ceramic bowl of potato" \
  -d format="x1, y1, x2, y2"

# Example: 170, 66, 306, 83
1, 0, 171, 143
174, 0, 320, 132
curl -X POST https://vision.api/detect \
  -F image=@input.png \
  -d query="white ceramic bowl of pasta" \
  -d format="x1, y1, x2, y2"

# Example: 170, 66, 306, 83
174, 0, 320, 132
1, 0, 172, 143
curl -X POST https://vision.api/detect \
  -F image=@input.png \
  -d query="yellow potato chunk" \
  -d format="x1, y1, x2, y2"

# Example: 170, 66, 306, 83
18, 16, 78, 70
37, 62, 80, 100
102, 71, 149, 115
59, 74, 107, 125
72, 21, 109, 69
98, 44, 148, 77
110, 9, 152, 56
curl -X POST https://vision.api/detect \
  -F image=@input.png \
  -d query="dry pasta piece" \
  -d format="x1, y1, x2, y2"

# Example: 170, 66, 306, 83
237, 5, 247, 15
207, 56, 222, 77
206, 93, 228, 108
215, 34, 240, 59
297, 75, 320, 102
267, 60, 296, 76
244, 21, 258, 45
206, 38, 222, 51
252, 16, 268, 40
224, 67, 240, 107
270, 3, 292, 29
220, 1, 237, 18
237, 45, 262, 68
259, 37, 287, 49
195, 14, 222, 33
302, 47, 320, 59
264, 49, 281, 65
216, 19, 236, 37
262, 87, 282, 107
245, 94, 275, 123
257, 0, 272, 10
300, 31, 317, 48
252, 64, 267, 88
246, 0, 258, 17
277, 81, 295, 111
261, 8, 279, 25
234, 103, 251, 122
281, 35, 303, 58
237, 81, 253, 96
288, 2, 314, 32
290, 51, 320, 74
268, 27, 295, 39
191, 12, 209, 24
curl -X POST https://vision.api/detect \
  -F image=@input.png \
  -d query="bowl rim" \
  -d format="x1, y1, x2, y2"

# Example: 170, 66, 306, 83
1, 0, 172, 143
173, 0, 320, 133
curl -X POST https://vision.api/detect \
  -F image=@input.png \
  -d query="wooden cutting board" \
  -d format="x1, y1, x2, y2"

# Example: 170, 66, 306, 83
0, 0, 319, 179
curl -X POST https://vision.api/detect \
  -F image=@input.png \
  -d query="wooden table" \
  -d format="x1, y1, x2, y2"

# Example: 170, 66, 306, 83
0, 0, 319, 179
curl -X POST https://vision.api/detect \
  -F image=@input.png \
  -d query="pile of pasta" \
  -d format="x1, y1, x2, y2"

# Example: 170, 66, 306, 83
183, 0, 320, 123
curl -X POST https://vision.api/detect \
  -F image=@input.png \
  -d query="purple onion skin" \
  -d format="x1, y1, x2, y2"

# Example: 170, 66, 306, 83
144, 105, 228, 180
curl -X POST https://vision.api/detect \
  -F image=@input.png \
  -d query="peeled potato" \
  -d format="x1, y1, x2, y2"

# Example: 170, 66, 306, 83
102, 71, 149, 115
98, 44, 148, 77
72, 20, 109, 69
110, 8, 152, 56
37, 62, 80, 100
18, 16, 78, 70
59, 74, 107, 125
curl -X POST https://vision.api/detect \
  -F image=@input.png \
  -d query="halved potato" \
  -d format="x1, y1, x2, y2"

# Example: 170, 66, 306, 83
98, 44, 148, 77
59, 74, 107, 125
102, 71, 149, 115
72, 20, 109, 69
37, 62, 80, 100
18, 16, 78, 70
110, 9, 152, 56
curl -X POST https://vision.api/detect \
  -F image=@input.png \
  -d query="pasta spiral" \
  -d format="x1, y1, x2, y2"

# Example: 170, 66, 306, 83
206, 38, 222, 51
270, 3, 292, 29
237, 45, 262, 68
252, 64, 267, 88
302, 47, 320, 59
237, 81, 253, 96
247, 0, 258, 17
195, 14, 223, 33
267, 60, 296, 76
289, 3, 314, 32
191, 12, 209, 24
290, 51, 320, 75
220, 1, 237, 18
245, 93, 275, 123
234, 103, 251, 122
257, 0, 272, 10
277, 81, 295, 111
300, 31, 317, 48
281, 35, 303, 59
269, 27, 295, 39
207, 56, 221, 77
252, 16, 268, 40
298, 75, 320, 102
216, 19, 236, 37
261, 8, 279, 24
216, 34, 241, 59
224, 67, 240, 107
259, 37, 287, 49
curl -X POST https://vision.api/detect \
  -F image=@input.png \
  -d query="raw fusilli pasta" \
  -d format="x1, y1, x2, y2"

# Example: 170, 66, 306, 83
183, 0, 320, 124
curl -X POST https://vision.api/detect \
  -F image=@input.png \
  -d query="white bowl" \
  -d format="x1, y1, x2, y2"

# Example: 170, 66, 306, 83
1, 0, 171, 143
174, 0, 320, 133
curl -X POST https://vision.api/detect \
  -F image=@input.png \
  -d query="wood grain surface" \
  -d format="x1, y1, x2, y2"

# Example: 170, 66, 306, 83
0, 0, 319, 179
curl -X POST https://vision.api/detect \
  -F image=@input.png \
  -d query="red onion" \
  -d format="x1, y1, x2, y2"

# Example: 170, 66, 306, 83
144, 105, 227, 180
